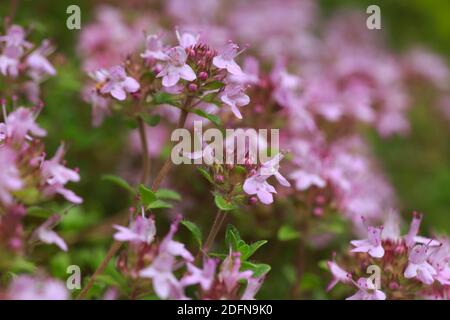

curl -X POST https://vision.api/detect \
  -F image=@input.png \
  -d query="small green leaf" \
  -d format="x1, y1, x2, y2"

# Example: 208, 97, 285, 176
202, 81, 224, 90
197, 167, 214, 184
241, 240, 268, 260
102, 175, 135, 194
142, 114, 161, 127
241, 261, 271, 277
27, 206, 53, 218
181, 220, 203, 247
147, 200, 172, 210
225, 224, 241, 250
214, 194, 237, 211
155, 188, 181, 201
277, 225, 301, 241
192, 109, 221, 126
152, 92, 178, 105
138, 185, 157, 206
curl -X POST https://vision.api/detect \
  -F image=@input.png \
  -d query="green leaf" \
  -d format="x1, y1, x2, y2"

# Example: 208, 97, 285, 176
197, 167, 214, 184
147, 200, 172, 210
202, 81, 224, 90
225, 224, 241, 250
152, 92, 178, 105
241, 261, 271, 277
242, 240, 268, 261
138, 185, 157, 206
142, 114, 161, 127
102, 175, 135, 194
181, 220, 203, 247
192, 109, 221, 126
214, 194, 237, 211
155, 188, 181, 201
277, 225, 301, 241
27, 206, 53, 218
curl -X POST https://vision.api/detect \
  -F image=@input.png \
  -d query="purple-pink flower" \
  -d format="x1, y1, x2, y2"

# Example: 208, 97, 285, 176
213, 42, 244, 76
157, 46, 196, 87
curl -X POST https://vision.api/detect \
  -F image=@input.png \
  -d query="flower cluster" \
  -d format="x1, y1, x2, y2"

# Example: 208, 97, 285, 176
328, 213, 450, 299
0, 24, 56, 103
113, 212, 264, 300
0, 99, 81, 254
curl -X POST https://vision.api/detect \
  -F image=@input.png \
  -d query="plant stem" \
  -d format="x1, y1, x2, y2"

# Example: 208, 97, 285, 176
202, 210, 227, 255
77, 107, 190, 300
151, 109, 188, 191
77, 240, 122, 299
137, 116, 150, 184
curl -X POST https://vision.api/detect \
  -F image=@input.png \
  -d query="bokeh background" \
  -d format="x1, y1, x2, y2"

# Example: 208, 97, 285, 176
1, 0, 449, 299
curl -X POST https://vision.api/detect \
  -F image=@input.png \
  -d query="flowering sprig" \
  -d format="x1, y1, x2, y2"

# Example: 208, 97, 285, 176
327, 212, 450, 299
0, 24, 56, 103
0, 98, 81, 255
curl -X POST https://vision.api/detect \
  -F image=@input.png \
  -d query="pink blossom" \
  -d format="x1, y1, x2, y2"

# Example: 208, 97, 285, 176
1, 107, 47, 143
7, 275, 68, 300
176, 29, 199, 48
114, 214, 156, 245
0, 25, 32, 56
181, 258, 217, 291
0, 147, 22, 205
157, 46, 196, 87
326, 260, 352, 291
139, 216, 193, 299
350, 220, 385, 258
428, 240, 450, 285
32, 214, 68, 251
141, 34, 167, 61
404, 244, 437, 285
243, 153, 290, 205
346, 277, 386, 300
241, 275, 265, 300
213, 42, 244, 76
41, 144, 82, 204
0, 52, 19, 77
219, 251, 253, 292
26, 40, 56, 80
220, 83, 250, 119
96, 65, 140, 101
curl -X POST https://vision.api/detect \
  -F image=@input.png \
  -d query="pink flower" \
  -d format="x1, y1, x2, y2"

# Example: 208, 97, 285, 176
404, 212, 441, 247
243, 153, 290, 205
0, 25, 32, 56
7, 275, 68, 300
176, 29, 199, 48
326, 260, 352, 291
26, 40, 56, 80
241, 275, 265, 300
220, 83, 250, 119
350, 219, 385, 258
219, 251, 253, 292
213, 42, 244, 76
1, 107, 47, 143
404, 244, 437, 285
429, 240, 450, 285
139, 215, 193, 299
41, 144, 82, 204
346, 277, 386, 300
181, 258, 217, 291
157, 46, 196, 87
96, 65, 140, 101
0, 53, 19, 77
32, 214, 68, 251
141, 34, 167, 61
113, 214, 156, 245
0, 147, 22, 205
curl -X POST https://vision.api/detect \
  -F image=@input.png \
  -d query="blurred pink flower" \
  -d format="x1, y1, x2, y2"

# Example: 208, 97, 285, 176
33, 214, 67, 251
220, 83, 250, 119
7, 275, 68, 300
213, 42, 244, 76
0, 147, 22, 205
350, 219, 385, 258
157, 46, 196, 87
114, 214, 156, 245
346, 277, 386, 300
404, 244, 437, 285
